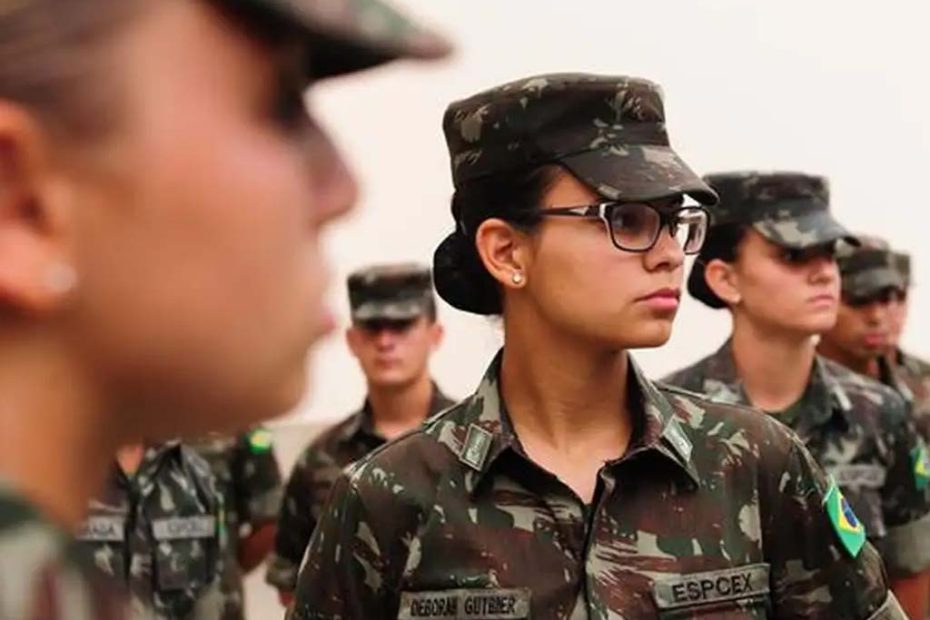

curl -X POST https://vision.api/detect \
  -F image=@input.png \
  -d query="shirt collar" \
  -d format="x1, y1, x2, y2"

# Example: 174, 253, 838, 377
447, 350, 700, 494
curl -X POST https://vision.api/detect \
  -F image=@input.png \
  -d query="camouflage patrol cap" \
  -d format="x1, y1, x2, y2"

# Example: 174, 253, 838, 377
893, 251, 912, 288
218, 0, 451, 79
442, 73, 718, 205
347, 263, 435, 322
837, 235, 906, 299
703, 172, 857, 249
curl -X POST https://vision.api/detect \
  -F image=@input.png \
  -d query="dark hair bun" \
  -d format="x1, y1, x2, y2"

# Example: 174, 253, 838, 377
687, 260, 728, 309
433, 232, 502, 315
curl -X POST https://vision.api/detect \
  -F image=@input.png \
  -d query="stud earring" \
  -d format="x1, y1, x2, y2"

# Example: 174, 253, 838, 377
43, 262, 78, 295
511, 272, 524, 285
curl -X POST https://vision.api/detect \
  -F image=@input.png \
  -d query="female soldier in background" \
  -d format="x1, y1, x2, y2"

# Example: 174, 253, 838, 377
664, 172, 930, 619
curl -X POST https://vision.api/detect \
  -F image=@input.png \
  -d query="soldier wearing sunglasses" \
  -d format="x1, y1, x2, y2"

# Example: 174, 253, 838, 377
665, 173, 930, 619
292, 75, 904, 619
267, 263, 452, 608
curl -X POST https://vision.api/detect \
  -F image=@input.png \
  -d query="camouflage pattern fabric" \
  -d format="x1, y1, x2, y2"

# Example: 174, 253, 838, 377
838, 235, 906, 299
77, 443, 226, 620
347, 263, 436, 323
0, 481, 129, 620
442, 73, 718, 205
220, 0, 451, 79
892, 252, 912, 289
882, 351, 930, 444
188, 429, 283, 620
291, 351, 904, 619
701, 171, 856, 249
266, 386, 453, 593
664, 341, 930, 578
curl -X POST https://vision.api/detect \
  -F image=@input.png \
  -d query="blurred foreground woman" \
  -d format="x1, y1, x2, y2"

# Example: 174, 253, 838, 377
0, 0, 448, 617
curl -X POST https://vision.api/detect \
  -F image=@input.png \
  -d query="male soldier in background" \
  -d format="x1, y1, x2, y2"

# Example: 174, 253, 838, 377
188, 429, 283, 619
77, 442, 225, 619
266, 263, 453, 606
882, 251, 930, 443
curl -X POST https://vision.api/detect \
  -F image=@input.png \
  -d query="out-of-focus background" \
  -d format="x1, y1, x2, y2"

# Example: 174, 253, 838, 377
248, 0, 930, 615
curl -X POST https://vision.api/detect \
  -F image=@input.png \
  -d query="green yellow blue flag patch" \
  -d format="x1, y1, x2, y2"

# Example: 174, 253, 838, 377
912, 443, 930, 491
247, 428, 274, 454
824, 478, 865, 558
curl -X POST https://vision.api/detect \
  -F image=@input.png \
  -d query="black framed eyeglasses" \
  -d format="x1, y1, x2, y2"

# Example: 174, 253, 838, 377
538, 200, 709, 255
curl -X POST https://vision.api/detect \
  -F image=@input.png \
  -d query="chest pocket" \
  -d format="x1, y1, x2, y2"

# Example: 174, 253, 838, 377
76, 515, 127, 579
397, 588, 531, 620
825, 465, 886, 539
652, 564, 771, 619
151, 515, 216, 589
149, 514, 218, 618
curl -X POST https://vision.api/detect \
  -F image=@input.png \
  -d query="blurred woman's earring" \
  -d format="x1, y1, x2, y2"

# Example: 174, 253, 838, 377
511, 272, 524, 285
44, 262, 78, 295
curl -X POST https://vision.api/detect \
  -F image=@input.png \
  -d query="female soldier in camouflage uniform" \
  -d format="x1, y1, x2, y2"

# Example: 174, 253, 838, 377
663, 172, 930, 618
0, 1, 448, 618
293, 75, 905, 619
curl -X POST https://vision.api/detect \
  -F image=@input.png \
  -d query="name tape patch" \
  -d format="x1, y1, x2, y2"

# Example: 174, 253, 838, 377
76, 516, 125, 542
652, 563, 770, 611
152, 516, 216, 541
826, 464, 886, 489
398, 588, 530, 619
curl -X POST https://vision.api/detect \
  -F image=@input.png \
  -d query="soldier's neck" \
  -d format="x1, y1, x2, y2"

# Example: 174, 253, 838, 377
498, 318, 631, 455
816, 338, 876, 378
367, 372, 434, 440
0, 334, 120, 530
730, 318, 816, 412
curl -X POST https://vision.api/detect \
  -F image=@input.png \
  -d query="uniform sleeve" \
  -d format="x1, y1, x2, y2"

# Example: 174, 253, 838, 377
877, 397, 930, 577
233, 429, 283, 529
766, 439, 906, 619
265, 449, 324, 592
290, 473, 391, 620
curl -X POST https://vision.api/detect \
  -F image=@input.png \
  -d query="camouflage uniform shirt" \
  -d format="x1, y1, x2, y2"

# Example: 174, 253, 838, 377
0, 481, 129, 620
664, 341, 930, 578
188, 429, 283, 619
292, 352, 904, 619
266, 385, 453, 593
881, 350, 930, 444
77, 442, 226, 620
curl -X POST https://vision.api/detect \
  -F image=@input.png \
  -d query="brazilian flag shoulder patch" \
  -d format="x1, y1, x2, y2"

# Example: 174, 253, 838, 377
911, 442, 930, 491
247, 428, 274, 454
824, 477, 866, 558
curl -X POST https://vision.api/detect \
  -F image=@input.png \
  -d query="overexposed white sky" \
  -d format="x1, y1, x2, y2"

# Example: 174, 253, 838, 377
284, 0, 930, 423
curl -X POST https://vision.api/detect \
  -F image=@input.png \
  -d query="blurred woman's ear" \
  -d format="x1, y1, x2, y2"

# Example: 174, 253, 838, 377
704, 258, 742, 306
0, 103, 78, 314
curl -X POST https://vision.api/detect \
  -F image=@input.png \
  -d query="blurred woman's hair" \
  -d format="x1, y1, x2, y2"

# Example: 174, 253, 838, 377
0, 1, 141, 141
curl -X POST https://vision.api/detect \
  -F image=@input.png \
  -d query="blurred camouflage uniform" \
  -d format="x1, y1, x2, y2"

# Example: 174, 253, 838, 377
266, 264, 453, 593
77, 443, 226, 619
0, 480, 128, 620
0, 1, 449, 619
879, 251, 930, 442
188, 429, 283, 619
292, 76, 905, 619
665, 171, 930, 578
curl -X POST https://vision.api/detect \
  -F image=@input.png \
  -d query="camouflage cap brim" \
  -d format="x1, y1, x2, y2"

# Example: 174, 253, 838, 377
559, 145, 718, 206
843, 268, 905, 299
352, 299, 428, 322
228, 0, 452, 79
752, 209, 859, 250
